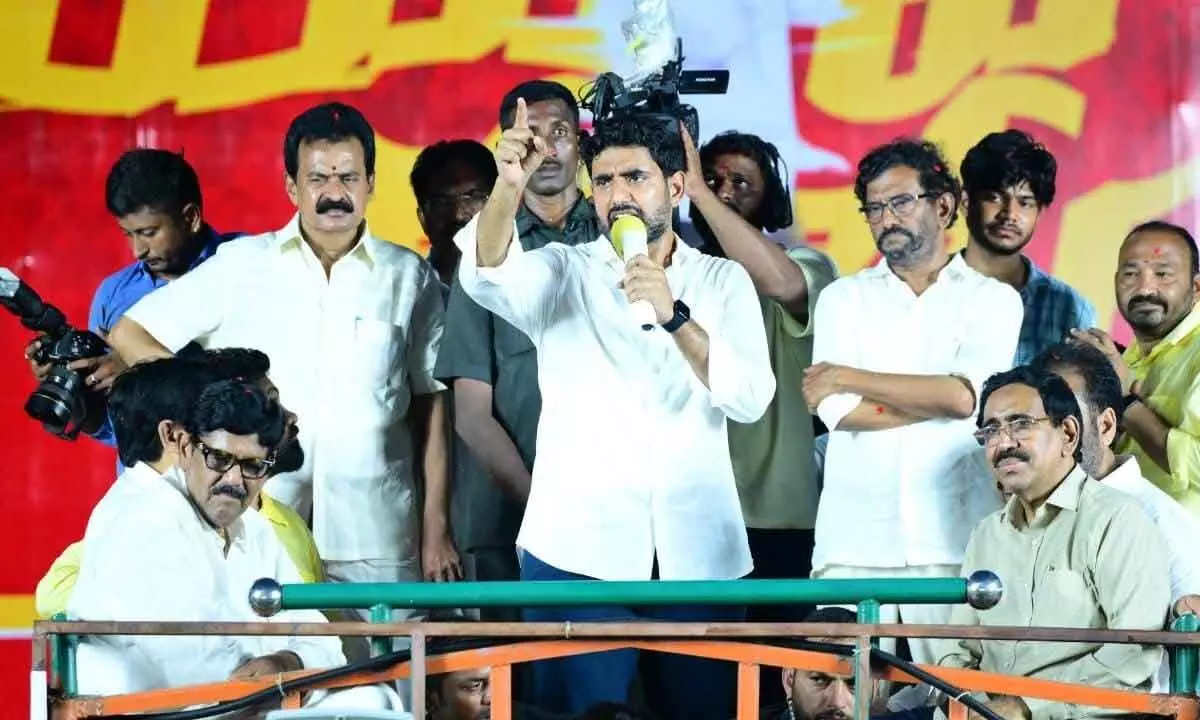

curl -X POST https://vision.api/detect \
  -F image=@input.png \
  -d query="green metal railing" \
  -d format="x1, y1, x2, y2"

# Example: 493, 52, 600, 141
256, 577, 986, 614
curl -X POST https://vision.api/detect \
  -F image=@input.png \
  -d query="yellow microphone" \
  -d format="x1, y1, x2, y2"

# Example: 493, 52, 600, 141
611, 215, 656, 331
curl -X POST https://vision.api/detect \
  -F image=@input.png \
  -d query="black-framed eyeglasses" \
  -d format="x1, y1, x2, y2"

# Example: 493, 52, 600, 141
423, 189, 490, 214
858, 192, 939, 223
195, 440, 275, 479
972, 416, 1052, 447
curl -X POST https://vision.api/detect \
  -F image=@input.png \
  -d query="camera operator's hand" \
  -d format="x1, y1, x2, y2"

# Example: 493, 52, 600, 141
68, 351, 127, 394
24, 338, 53, 382
680, 122, 710, 200
496, 97, 547, 193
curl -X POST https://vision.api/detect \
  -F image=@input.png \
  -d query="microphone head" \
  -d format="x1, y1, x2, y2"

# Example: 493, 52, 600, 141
611, 214, 648, 261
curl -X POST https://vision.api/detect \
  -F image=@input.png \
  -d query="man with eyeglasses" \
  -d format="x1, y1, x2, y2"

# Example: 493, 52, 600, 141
66, 366, 403, 710
934, 366, 1169, 720
411, 139, 499, 292
433, 80, 601, 605
801, 139, 1022, 673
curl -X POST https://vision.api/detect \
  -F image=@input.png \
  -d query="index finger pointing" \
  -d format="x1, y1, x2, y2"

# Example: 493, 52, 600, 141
514, 97, 529, 130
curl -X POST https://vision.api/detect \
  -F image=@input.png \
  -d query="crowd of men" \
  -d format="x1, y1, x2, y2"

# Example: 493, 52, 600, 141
24, 75, 1200, 720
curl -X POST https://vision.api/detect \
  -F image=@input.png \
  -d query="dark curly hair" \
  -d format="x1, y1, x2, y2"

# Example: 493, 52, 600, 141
581, 115, 685, 178
960, 129, 1057, 206
854, 138, 961, 228
697, 131, 793, 232
105, 148, 203, 218
182, 379, 287, 452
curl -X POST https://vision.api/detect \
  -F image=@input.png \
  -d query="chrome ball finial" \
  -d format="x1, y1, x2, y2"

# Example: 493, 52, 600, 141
965, 570, 1003, 610
248, 577, 283, 617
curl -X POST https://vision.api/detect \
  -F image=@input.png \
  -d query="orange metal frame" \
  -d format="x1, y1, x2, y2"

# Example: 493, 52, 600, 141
35, 621, 1200, 720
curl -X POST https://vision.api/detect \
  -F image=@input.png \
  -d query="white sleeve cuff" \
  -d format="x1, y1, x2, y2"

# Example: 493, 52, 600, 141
817, 392, 862, 431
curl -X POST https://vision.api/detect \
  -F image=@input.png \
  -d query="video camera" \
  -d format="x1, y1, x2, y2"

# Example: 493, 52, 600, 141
580, 38, 728, 139
0, 267, 108, 439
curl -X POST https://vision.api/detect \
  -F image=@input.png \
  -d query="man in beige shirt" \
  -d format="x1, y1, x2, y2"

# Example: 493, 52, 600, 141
937, 365, 1170, 720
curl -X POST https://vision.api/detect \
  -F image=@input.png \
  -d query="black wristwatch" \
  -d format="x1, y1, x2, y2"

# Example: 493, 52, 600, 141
661, 300, 691, 333
1121, 392, 1142, 414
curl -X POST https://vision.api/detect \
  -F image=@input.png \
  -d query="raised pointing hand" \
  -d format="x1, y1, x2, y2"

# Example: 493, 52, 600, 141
495, 97, 548, 191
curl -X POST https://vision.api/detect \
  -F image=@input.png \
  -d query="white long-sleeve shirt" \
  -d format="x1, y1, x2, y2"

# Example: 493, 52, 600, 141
68, 463, 344, 692
812, 254, 1023, 570
454, 216, 775, 581
123, 215, 445, 561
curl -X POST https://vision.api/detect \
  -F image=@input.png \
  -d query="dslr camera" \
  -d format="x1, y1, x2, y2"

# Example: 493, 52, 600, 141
580, 38, 728, 138
0, 267, 108, 439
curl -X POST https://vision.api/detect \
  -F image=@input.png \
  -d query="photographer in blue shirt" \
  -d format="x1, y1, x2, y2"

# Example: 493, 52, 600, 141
25, 149, 238, 444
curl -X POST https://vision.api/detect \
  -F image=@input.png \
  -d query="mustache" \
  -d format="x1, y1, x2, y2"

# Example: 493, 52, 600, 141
212, 483, 249, 501
316, 197, 354, 214
878, 226, 916, 243
607, 204, 644, 224
1127, 294, 1167, 311
986, 218, 1022, 235
993, 448, 1030, 468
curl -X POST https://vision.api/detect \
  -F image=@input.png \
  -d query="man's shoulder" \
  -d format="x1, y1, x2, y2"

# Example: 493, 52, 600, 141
1081, 474, 1157, 521
366, 234, 430, 268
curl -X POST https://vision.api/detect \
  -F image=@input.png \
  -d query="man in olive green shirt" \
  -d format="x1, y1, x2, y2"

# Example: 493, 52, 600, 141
937, 366, 1169, 720
682, 128, 836, 628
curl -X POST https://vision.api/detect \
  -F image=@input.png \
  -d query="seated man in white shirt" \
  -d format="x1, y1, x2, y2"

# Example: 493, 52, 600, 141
800, 139, 1022, 667
454, 100, 775, 720
68, 363, 398, 711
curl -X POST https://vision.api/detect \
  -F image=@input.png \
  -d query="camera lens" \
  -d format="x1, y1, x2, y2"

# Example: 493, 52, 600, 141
25, 366, 87, 437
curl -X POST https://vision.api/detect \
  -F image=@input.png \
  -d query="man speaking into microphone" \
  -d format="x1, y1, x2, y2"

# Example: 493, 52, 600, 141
454, 99, 775, 719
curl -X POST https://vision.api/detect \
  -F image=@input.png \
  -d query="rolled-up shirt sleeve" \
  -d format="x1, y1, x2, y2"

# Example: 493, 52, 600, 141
948, 283, 1023, 411
810, 281, 863, 430
706, 261, 776, 424
123, 246, 234, 352
453, 214, 563, 340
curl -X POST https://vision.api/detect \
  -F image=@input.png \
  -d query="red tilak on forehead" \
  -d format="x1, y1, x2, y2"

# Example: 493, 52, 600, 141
1153, 246, 1163, 255
874, 405, 884, 415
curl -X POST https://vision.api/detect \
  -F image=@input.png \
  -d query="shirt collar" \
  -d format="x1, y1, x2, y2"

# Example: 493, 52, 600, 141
1101, 455, 1143, 487
134, 224, 227, 283
1127, 302, 1200, 365
516, 195, 596, 236
867, 251, 970, 283
1019, 256, 1050, 298
587, 232, 698, 272
273, 213, 376, 267
257, 492, 288, 529
1001, 464, 1089, 528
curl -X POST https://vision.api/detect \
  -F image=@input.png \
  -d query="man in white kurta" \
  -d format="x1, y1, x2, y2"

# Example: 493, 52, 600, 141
802, 140, 1022, 669
454, 104, 774, 720
108, 103, 453, 599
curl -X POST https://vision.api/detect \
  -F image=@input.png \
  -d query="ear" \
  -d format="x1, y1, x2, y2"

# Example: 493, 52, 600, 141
181, 203, 202, 235
285, 172, 299, 208
416, 206, 428, 233
781, 667, 796, 695
935, 191, 957, 229
1062, 415, 1082, 458
366, 173, 376, 201
157, 420, 188, 456
667, 170, 687, 208
1097, 407, 1119, 449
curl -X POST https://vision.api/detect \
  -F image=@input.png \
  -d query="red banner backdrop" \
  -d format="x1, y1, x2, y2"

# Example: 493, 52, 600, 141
1, 0, 1197, 712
